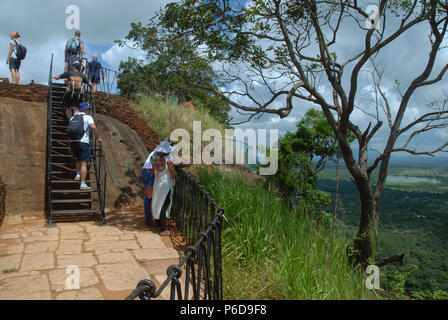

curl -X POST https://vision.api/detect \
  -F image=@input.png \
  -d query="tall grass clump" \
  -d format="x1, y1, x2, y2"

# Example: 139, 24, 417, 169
196, 167, 377, 300
131, 95, 227, 140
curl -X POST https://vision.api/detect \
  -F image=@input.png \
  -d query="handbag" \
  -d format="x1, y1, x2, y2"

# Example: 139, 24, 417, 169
144, 186, 153, 199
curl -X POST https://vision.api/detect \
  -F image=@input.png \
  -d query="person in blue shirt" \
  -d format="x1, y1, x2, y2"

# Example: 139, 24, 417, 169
141, 157, 156, 226
88, 56, 105, 93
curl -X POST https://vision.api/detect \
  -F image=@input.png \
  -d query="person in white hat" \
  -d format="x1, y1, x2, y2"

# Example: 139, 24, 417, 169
142, 141, 176, 235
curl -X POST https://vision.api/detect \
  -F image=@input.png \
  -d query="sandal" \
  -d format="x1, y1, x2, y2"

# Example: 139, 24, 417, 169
160, 230, 173, 236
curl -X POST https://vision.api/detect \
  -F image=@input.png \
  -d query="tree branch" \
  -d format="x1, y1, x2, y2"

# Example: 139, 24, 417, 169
375, 253, 405, 267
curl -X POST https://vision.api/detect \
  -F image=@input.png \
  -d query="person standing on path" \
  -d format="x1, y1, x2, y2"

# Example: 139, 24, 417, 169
6, 32, 22, 84
141, 158, 156, 226
149, 141, 177, 236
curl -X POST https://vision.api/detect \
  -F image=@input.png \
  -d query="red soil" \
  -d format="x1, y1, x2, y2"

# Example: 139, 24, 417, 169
0, 81, 160, 152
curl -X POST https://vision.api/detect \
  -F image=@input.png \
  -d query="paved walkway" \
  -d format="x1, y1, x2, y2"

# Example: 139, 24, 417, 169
0, 204, 181, 300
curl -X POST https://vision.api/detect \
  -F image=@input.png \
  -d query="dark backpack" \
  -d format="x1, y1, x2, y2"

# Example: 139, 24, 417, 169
66, 114, 85, 140
13, 39, 27, 60
67, 38, 81, 55
68, 56, 82, 71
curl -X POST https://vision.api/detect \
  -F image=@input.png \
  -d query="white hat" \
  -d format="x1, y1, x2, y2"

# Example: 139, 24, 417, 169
154, 140, 174, 154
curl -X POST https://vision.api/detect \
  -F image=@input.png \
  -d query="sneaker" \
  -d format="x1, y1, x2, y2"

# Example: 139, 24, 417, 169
80, 184, 92, 191
74, 174, 80, 181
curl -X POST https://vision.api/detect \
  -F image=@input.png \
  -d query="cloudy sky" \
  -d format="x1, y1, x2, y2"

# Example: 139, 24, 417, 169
1, 0, 447, 161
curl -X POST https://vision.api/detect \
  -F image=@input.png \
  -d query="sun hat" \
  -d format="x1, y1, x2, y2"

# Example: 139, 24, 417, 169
11, 32, 20, 39
154, 140, 174, 154
79, 102, 91, 112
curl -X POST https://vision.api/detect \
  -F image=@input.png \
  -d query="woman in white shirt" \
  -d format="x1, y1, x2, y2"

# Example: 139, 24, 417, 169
147, 141, 177, 236
6, 32, 21, 84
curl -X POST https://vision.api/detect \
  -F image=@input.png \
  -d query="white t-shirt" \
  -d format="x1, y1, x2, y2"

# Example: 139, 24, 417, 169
9, 39, 21, 59
69, 112, 94, 144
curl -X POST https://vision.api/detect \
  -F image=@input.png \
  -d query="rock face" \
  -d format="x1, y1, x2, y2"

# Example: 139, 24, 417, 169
0, 96, 149, 214
95, 114, 148, 208
0, 97, 47, 213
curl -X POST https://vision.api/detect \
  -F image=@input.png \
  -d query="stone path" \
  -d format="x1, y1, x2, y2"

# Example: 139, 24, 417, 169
0, 204, 181, 300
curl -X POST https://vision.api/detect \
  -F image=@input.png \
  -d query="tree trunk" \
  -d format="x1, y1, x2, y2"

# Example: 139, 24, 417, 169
350, 179, 380, 267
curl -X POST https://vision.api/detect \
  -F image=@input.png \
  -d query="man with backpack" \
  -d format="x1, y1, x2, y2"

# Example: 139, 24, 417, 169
65, 30, 84, 59
87, 56, 105, 93
53, 60, 93, 120
67, 102, 102, 190
64, 30, 84, 72
6, 32, 26, 84
66, 54, 86, 73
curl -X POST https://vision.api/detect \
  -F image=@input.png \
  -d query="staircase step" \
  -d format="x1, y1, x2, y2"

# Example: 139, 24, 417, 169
52, 162, 94, 166
51, 154, 72, 158
51, 180, 97, 184
51, 209, 101, 215
51, 171, 95, 175
52, 83, 68, 88
51, 189, 99, 194
51, 199, 97, 204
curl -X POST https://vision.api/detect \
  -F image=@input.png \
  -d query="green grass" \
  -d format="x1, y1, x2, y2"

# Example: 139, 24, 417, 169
2, 268, 18, 274
130, 95, 227, 141
196, 167, 377, 300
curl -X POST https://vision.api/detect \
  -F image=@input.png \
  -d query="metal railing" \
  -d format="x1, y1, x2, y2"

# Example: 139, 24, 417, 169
46, 54, 107, 224
84, 69, 107, 223
83, 58, 119, 95
45, 53, 54, 225
126, 168, 224, 300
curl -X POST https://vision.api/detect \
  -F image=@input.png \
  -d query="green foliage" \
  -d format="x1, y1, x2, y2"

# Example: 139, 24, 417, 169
117, 26, 231, 123
130, 94, 227, 141
319, 162, 448, 298
263, 108, 351, 214
195, 167, 375, 299
383, 266, 417, 297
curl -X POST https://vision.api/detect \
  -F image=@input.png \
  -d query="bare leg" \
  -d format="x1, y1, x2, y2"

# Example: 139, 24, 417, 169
65, 106, 72, 121
80, 161, 87, 184
76, 159, 81, 174
9, 68, 14, 84
10, 69, 19, 84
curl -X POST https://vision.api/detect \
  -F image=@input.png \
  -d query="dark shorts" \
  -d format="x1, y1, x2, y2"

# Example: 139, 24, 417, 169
71, 142, 90, 162
90, 75, 101, 84
63, 92, 83, 108
9, 58, 20, 71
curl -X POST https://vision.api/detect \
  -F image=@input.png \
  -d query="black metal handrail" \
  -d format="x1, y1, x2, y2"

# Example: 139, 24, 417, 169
84, 64, 107, 223
126, 168, 224, 300
45, 53, 54, 225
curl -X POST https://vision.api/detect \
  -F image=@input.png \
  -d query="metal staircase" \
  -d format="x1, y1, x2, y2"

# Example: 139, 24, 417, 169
46, 54, 106, 225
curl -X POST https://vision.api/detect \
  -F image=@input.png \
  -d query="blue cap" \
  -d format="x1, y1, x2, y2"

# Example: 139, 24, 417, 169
79, 102, 91, 111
